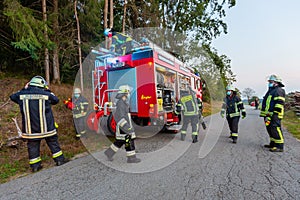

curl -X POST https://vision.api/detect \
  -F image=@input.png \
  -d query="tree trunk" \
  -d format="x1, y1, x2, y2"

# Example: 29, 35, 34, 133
74, 0, 83, 92
109, 0, 114, 29
52, 0, 60, 84
42, 0, 50, 84
104, 0, 108, 48
122, 0, 127, 33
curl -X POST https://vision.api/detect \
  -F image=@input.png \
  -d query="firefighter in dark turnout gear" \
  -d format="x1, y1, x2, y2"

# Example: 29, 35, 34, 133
176, 89, 200, 143
260, 75, 285, 152
221, 85, 246, 144
10, 76, 66, 172
72, 88, 89, 138
104, 85, 141, 163
104, 28, 134, 55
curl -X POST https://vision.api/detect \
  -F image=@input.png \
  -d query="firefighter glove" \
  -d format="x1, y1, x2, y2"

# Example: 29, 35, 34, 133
242, 112, 246, 119
265, 117, 271, 126
220, 111, 225, 118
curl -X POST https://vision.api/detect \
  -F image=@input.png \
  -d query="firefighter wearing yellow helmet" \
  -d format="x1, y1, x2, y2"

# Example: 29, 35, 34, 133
10, 76, 67, 172
104, 85, 141, 163
221, 85, 246, 144
72, 87, 89, 138
260, 75, 285, 152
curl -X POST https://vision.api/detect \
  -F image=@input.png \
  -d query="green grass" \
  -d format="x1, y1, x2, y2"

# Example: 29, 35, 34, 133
282, 110, 300, 140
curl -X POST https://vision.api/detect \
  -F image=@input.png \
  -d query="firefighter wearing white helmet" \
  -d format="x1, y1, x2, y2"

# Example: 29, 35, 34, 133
104, 85, 141, 163
260, 75, 285, 152
72, 87, 89, 138
10, 76, 67, 172
221, 85, 246, 144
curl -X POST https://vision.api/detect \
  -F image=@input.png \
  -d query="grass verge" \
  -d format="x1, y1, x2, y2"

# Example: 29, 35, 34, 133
282, 110, 300, 140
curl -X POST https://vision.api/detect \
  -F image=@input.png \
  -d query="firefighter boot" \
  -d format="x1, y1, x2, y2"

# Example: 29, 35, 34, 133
104, 148, 115, 161
32, 165, 43, 173
56, 158, 69, 166
127, 155, 141, 163
232, 137, 237, 144
201, 122, 207, 130
264, 141, 275, 148
270, 143, 284, 152
192, 135, 198, 143
181, 133, 186, 141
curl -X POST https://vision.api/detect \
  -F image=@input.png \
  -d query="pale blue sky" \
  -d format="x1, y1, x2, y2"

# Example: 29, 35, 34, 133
212, 0, 300, 98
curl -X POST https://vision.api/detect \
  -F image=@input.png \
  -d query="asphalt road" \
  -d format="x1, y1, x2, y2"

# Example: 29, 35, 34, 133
1, 106, 300, 200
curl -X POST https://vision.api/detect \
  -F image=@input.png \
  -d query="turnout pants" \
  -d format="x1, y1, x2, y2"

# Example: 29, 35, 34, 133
181, 115, 199, 136
265, 115, 284, 149
226, 116, 240, 138
27, 134, 64, 169
73, 116, 86, 137
111, 129, 136, 157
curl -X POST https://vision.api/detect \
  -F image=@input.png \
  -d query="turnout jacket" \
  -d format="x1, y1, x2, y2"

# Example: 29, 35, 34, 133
10, 86, 59, 139
260, 86, 285, 119
72, 95, 89, 119
176, 94, 200, 116
114, 97, 136, 140
221, 95, 246, 118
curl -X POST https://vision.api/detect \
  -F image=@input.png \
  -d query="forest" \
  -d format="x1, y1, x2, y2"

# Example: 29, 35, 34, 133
0, 0, 236, 99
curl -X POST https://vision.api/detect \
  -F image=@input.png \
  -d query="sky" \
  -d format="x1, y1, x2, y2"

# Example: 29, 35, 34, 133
212, 0, 300, 98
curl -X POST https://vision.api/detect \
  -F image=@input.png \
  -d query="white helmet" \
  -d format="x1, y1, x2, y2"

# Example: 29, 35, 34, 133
268, 74, 284, 87
226, 85, 235, 91
74, 88, 81, 94
29, 76, 48, 88
118, 85, 130, 94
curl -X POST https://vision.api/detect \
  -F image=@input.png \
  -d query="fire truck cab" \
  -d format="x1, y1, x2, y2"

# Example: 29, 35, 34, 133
86, 39, 203, 135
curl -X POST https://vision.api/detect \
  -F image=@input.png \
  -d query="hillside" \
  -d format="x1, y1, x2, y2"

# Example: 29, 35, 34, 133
0, 76, 87, 182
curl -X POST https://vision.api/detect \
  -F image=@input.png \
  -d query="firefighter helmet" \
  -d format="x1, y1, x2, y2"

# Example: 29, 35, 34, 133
226, 85, 234, 91
29, 76, 48, 88
104, 28, 112, 37
74, 88, 81, 94
268, 74, 284, 87
118, 85, 130, 94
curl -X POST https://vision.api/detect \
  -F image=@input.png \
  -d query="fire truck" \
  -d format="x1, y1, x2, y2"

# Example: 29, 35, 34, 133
85, 39, 203, 135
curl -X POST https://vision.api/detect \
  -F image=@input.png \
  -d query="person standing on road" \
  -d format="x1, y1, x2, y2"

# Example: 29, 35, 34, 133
10, 76, 67, 172
104, 85, 141, 163
220, 85, 246, 144
175, 89, 201, 143
72, 88, 89, 139
255, 97, 260, 110
260, 75, 285, 152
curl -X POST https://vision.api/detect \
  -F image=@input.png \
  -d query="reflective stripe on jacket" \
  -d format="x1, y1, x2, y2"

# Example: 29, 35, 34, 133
260, 86, 285, 119
177, 94, 199, 116
72, 96, 89, 119
10, 86, 59, 139
222, 95, 245, 118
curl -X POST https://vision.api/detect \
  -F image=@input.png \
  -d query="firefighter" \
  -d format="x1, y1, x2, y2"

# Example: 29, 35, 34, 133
176, 90, 200, 143
72, 88, 89, 138
104, 85, 141, 163
260, 75, 285, 152
10, 76, 67, 172
220, 85, 246, 144
104, 28, 134, 55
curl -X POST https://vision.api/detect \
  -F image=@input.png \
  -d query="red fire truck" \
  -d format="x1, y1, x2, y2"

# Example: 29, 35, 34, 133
86, 40, 203, 135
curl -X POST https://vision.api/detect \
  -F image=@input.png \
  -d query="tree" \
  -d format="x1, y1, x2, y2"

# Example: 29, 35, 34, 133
242, 88, 256, 104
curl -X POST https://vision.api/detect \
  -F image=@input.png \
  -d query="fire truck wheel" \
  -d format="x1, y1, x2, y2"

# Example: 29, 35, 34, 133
107, 113, 117, 136
85, 110, 98, 132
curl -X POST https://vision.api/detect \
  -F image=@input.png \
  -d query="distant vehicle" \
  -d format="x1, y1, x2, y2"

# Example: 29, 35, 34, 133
250, 101, 255, 106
